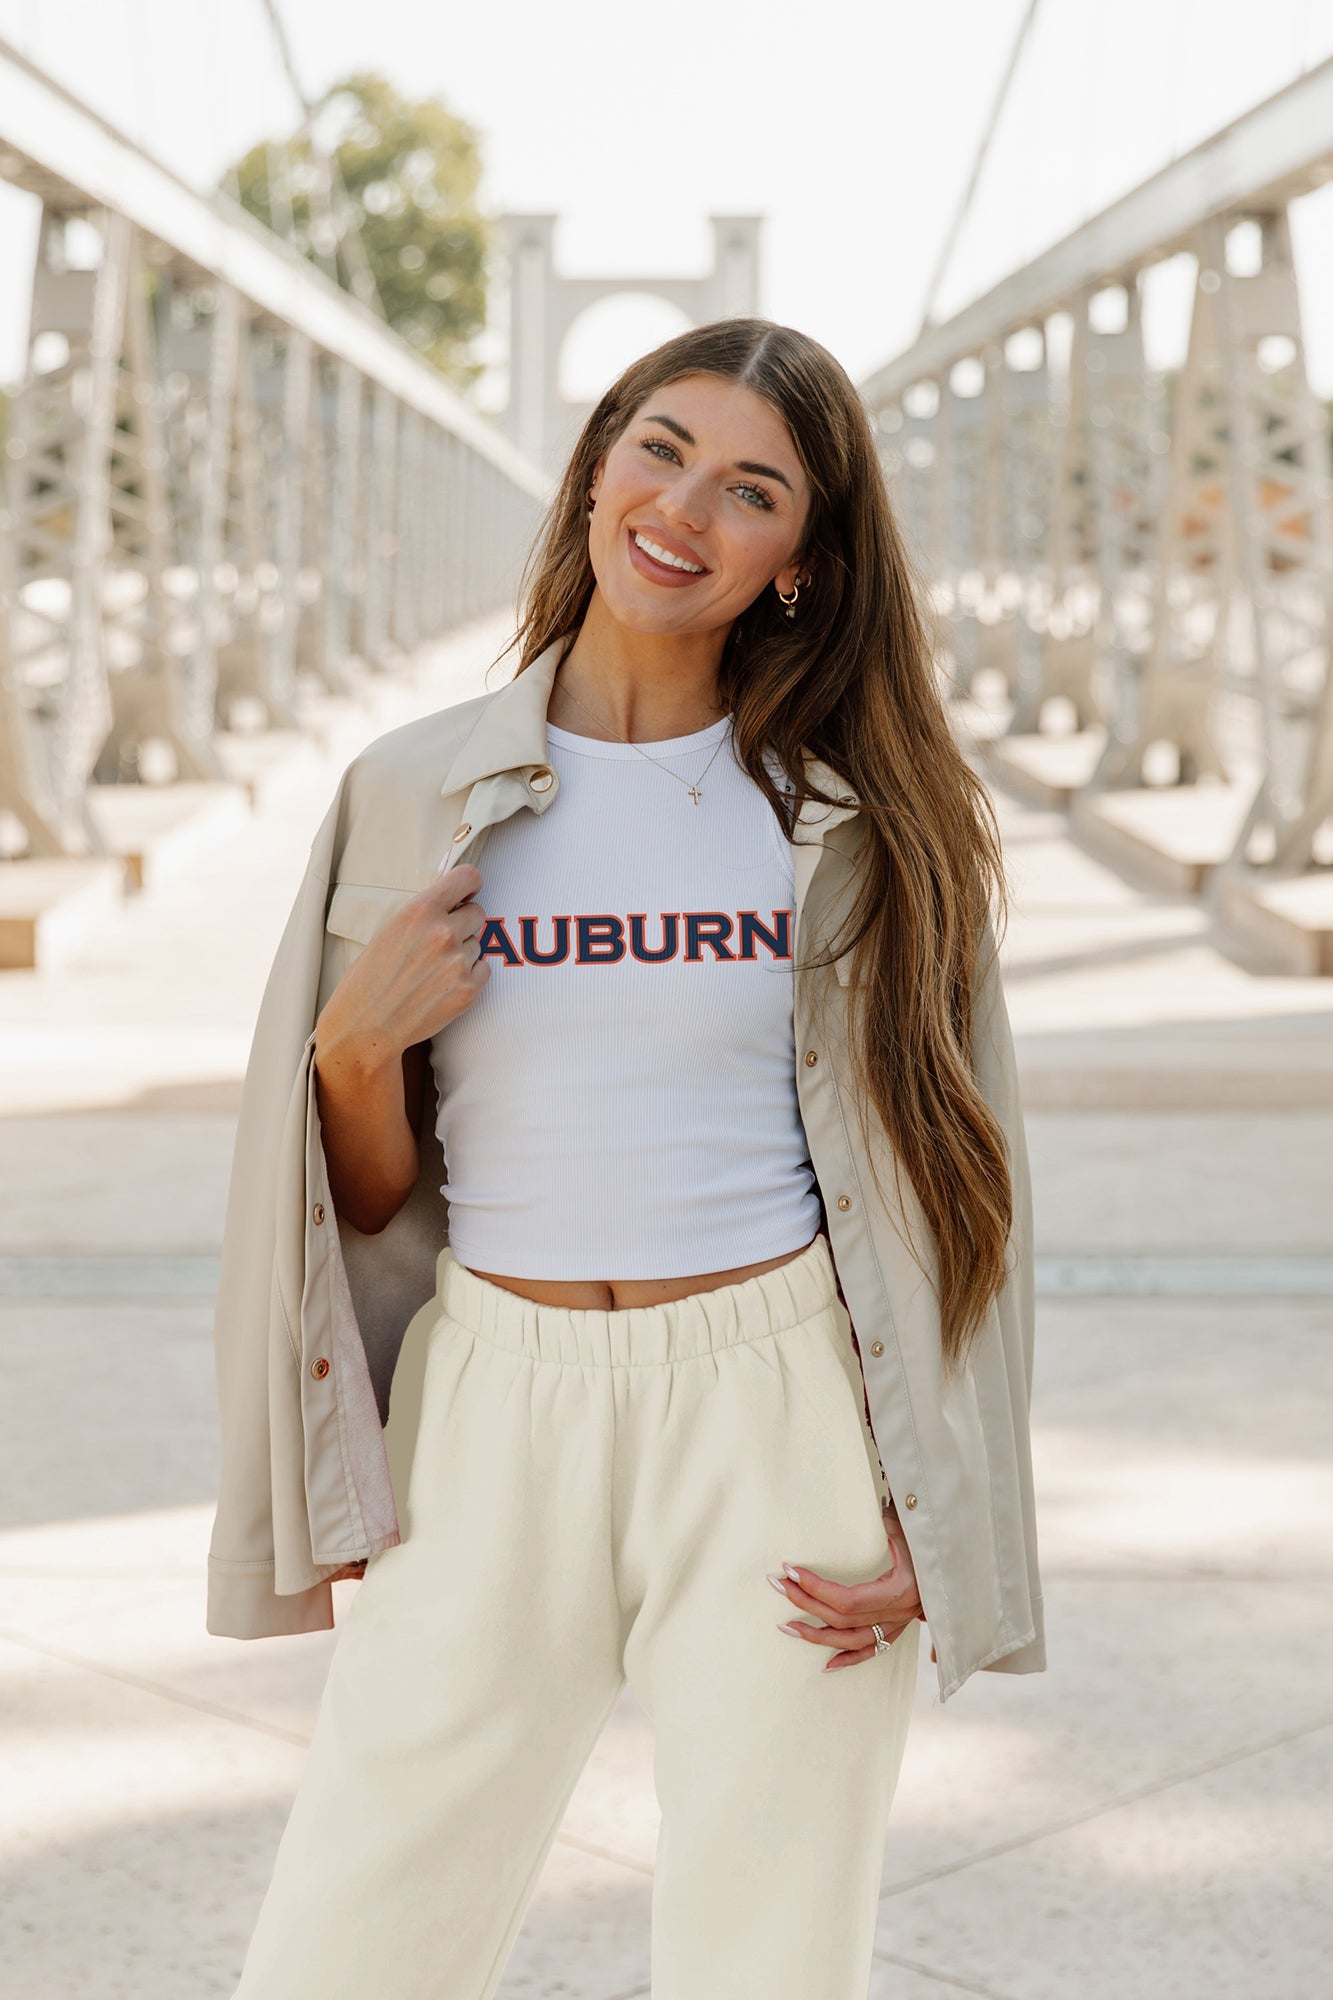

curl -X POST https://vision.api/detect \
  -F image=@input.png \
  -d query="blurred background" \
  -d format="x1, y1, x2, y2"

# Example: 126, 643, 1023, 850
0, 1, 1330, 1993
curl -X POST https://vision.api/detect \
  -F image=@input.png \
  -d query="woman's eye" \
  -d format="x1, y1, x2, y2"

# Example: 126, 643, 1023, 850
637, 437, 774, 511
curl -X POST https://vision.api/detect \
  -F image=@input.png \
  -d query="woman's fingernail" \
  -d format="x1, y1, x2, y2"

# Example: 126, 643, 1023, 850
783, 1563, 802, 1582
778, 1621, 803, 1637
766, 1573, 788, 1594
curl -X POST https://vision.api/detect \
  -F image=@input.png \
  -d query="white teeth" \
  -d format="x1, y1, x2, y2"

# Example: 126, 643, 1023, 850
634, 530, 704, 574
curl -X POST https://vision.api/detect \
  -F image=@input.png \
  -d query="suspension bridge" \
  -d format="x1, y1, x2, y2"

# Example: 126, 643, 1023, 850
1, 10, 1331, 1998
864, 36, 1333, 971
1, 14, 1333, 970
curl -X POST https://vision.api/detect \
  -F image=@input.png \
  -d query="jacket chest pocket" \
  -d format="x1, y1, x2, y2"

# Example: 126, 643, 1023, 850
320, 881, 422, 1011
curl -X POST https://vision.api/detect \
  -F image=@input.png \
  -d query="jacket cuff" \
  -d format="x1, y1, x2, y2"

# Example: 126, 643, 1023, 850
206, 1558, 336, 1640
981, 1624, 1047, 1675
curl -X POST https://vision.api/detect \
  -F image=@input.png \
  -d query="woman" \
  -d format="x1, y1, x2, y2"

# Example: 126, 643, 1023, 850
224, 317, 1043, 1999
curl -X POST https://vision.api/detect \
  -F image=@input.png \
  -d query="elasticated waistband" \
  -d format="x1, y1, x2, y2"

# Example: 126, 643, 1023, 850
432, 1233, 837, 1368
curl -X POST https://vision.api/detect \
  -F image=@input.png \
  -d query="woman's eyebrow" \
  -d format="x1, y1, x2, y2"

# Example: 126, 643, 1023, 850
639, 411, 794, 493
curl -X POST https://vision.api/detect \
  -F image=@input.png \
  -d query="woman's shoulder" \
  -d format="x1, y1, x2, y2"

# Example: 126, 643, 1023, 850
314, 682, 511, 883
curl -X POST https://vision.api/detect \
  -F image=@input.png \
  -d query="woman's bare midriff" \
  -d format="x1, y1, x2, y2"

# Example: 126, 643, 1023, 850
463, 1234, 820, 1310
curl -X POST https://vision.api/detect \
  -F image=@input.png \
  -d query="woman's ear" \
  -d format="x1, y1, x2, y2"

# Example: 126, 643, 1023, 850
775, 557, 815, 596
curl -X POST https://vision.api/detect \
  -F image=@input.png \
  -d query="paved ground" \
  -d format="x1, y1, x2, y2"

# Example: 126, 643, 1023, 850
1, 611, 1330, 1998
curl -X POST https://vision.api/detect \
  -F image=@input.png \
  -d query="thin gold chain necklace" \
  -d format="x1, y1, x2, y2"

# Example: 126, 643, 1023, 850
554, 678, 732, 805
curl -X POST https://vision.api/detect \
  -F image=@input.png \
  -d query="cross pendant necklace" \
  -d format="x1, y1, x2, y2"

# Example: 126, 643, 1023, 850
555, 676, 730, 804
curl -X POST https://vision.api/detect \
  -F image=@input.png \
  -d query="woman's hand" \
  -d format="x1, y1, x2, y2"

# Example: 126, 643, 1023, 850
767, 1503, 926, 1672
316, 860, 491, 1067
312, 861, 490, 1234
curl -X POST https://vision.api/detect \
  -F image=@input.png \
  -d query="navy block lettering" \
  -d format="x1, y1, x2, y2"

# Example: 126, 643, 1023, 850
576, 915, 626, 963
520, 915, 570, 964
477, 909, 794, 967
476, 917, 522, 965
628, 912, 680, 961
684, 913, 735, 961
737, 910, 792, 960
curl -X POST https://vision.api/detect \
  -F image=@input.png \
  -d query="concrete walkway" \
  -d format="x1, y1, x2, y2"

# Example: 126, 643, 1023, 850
1, 613, 1329, 1998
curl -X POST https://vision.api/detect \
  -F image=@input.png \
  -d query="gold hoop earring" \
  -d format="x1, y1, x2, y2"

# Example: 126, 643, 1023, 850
776, 578, 800, 618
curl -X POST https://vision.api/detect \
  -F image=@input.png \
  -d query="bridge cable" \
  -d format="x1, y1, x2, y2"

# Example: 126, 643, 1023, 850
915, 0, 1043, 339
256, 0, 386, 317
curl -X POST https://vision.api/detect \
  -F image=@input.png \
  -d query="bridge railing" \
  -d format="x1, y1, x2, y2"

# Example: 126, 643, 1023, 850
859, 56, 1333, 912
0, 37, 550, 863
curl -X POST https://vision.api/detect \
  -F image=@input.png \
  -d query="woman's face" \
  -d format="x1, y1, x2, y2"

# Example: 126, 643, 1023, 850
585, 372, 813, 637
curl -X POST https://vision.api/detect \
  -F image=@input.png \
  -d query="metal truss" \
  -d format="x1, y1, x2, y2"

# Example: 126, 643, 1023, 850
936, 380, 988, 696
0, 38, 548, 859
1041, 279, 1163, 751
861, 54, 1333, 882
982, 331, 1057, 733
1095, 226, 1242, 795
1209, 208, 1333, 874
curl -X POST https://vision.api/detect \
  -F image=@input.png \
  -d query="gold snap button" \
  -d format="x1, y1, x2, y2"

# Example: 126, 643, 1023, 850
903, 1492, 918, 1509
836, 1194, 853, 1212
804, 1050, 819, 1067
451, 822, 472, 842
528, 767, 554, 793
312, 1201, 325, 1225
870, 1340, 885, 1357
310, 1356, 330, 1379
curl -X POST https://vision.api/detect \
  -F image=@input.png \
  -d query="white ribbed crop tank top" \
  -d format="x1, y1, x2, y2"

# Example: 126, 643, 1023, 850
428, 716, 822, 1280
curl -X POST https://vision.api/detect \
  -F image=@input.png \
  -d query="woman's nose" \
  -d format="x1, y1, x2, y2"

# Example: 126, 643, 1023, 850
656, 476, 710, 531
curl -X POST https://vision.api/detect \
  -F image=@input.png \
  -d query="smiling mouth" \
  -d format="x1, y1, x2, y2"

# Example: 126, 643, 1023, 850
628, 527, 709, 576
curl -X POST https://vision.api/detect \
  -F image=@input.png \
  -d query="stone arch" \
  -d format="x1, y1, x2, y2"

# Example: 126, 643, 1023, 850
558, 291, 695, 403
498, 213, 762, 477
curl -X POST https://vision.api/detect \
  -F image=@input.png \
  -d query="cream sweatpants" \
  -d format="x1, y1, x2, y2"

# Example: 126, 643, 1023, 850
232, 1232, 920, 2000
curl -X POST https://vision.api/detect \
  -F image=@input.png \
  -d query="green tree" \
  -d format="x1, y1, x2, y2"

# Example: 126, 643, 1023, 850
224, 71, 490, 391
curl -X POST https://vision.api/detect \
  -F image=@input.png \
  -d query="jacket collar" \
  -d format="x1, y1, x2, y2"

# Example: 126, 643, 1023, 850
438, 629, 861, 843
439, 636, 570, 798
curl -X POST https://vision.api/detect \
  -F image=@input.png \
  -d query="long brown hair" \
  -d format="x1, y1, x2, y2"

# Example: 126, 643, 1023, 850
490, 317, 1012, 1373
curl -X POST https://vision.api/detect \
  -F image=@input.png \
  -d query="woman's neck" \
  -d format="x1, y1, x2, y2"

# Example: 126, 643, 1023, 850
550, 593, 728, 743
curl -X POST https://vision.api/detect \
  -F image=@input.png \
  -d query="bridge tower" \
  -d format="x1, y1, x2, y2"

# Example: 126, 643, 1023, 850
497, 214, 762, 478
